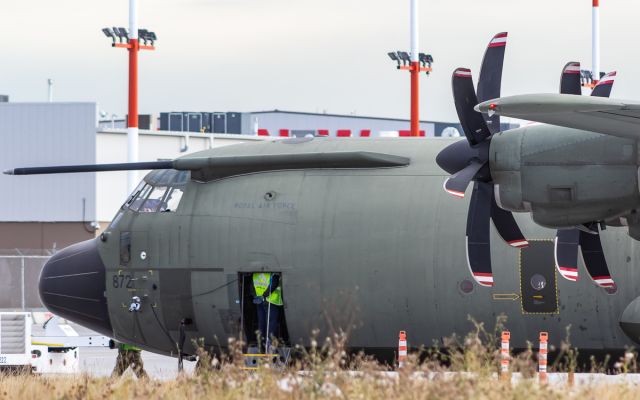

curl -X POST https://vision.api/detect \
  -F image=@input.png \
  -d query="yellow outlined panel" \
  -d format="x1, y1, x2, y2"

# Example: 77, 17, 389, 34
519, 239, 559, 315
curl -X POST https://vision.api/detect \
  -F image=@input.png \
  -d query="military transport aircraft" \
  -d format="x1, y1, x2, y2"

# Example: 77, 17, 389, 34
7, 33, 640, 363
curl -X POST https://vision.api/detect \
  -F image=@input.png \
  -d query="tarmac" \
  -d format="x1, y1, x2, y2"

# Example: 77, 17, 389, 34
32, 319, 195, 379
79, 347, 194, 379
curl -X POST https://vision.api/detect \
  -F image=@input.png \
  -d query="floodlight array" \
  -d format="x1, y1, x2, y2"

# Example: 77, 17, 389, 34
102, 28, 116, 44
397, 51, 411, 66
387, 50, 433, 75
109, 27, 129, 43
419, 53, 434, 67
387, 52, 400, 67
102, 26, 157, 47
138, 29, 157, 45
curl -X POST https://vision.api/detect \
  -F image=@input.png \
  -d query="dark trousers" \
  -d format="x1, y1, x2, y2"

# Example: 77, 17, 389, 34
257, 301, 281, 351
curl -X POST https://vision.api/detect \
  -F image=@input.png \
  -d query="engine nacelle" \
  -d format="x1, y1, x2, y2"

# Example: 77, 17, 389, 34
489, 124, 640, 228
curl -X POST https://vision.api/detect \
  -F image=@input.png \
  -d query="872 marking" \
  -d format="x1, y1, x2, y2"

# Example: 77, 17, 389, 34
112, 274, 134, 289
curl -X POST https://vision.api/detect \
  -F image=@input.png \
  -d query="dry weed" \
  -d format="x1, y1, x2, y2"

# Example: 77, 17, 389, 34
0, 323, 638, 399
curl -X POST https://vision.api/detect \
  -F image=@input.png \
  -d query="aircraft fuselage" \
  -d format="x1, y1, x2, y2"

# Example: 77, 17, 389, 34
39, 134, 640, 358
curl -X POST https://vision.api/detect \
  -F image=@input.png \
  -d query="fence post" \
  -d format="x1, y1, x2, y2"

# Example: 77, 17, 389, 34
21, 256, 25, 309
539, 332, 548, 384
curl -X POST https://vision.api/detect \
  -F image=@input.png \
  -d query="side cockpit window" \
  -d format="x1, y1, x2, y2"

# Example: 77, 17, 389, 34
160, 188, 184, 213
123, 181, 146, 209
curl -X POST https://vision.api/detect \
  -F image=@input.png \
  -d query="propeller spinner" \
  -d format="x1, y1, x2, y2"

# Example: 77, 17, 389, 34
436, 33, 528, 287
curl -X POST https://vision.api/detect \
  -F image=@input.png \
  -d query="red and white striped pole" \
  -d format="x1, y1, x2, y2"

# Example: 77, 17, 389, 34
592, 0, 600, 85
538, 332, 548, 384
500, 331, 510, 379
398, 331, 408, 368
409, 0, 420, 137
127, 0, 140, 193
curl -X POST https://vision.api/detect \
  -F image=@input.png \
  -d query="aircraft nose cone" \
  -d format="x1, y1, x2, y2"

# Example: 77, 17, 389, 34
39, 239, 112, 336
620, 296, 640, 345
436, 139, 476, 175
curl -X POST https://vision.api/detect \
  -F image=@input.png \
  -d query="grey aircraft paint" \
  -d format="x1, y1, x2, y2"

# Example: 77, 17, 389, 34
35, 136, 640, 359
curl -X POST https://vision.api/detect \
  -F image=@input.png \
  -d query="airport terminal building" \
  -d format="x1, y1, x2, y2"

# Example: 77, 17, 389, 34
103, 109, 519, 138
0, 102, 261, 251
154, 109, 470, 138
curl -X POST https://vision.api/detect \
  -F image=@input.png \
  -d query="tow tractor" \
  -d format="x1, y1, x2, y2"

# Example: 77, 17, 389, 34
0, 312, 110, 373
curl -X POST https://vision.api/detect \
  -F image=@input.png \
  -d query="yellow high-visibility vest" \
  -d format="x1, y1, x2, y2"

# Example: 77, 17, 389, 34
252, 272, 283, 306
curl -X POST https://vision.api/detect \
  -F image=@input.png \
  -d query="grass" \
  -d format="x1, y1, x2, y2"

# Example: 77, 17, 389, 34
1, 321, 639, 399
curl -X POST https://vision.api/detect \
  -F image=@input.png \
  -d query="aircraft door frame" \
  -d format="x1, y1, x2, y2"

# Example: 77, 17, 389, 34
237, 271, 289, 348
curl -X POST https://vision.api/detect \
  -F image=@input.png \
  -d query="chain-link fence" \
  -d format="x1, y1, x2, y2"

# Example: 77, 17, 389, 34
0, 249, 53, 310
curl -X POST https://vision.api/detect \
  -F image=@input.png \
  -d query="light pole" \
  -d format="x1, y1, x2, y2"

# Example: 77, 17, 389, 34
387, 0, 433, 137
592, 0, 600, 85
102, 0, 157, 193
409, 0, 419, 137
580, 0, 605, 90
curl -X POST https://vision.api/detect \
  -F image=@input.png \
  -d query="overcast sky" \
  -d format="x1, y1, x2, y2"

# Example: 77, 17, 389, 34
0, 0, 637, 122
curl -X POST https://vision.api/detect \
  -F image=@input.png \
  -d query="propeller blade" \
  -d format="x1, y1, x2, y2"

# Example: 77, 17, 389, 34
477, 32, 508, 133
579, 230, 614, 288
452, 68, 492, 146
466, 182, 493, 287
443, 161, 485, 198
490, 199, 528, 248
559, 62, 582, 95
591, 71, 616, 98
554, 229, 580, 281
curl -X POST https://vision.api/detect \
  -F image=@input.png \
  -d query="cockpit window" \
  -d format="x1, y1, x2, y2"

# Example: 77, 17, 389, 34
124, 181, 147, 209
160, 188, 184, 213
144, 169, 190, 187
139, 186, 168, 213
129, 184, 153, 211
123, 169, 189, 214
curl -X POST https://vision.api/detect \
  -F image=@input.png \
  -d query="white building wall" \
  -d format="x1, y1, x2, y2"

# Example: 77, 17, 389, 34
95, 130, 266, 221
0, 103, 97, 222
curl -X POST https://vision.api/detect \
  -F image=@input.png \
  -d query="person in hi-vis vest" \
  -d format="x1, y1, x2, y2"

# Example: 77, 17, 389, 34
252, 272, 283, 352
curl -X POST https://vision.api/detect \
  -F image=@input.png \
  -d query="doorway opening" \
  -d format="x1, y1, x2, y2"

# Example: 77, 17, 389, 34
238, 272, 290, 348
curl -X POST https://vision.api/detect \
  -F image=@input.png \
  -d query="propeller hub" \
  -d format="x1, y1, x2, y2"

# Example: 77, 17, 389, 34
436, 139, 491, 182
436, 139, 477, 175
